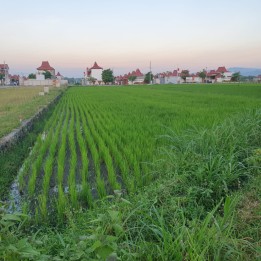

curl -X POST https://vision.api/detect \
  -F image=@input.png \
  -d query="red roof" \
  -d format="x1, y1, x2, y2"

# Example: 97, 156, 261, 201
56, 72, 61, 77
9, 74, 19, 80
127, 69, 144, 77
90, 62, 103, 70
118, 68, 144, 79
37, 61, 55, 71
216, 66, 228, 73
0, 64, 9, 70
207, 70, 217, 76
135, 69, 143, 77
172, 70, 178, 76
155, 70, 180, 78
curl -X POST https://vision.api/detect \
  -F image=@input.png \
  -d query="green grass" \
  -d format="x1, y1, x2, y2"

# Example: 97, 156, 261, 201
0, 86, 64, 138
0, 101, 59, 199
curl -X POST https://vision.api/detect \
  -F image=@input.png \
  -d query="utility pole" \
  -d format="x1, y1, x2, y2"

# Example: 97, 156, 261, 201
4, 61, 6, 85
150, 61, 152, 84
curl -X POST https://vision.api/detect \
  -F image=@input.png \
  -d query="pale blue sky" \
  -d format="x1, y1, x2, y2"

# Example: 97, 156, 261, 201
1, 0, 261, 77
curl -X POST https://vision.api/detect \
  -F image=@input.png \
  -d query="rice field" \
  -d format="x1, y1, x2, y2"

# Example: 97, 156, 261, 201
15, 84, 261, 222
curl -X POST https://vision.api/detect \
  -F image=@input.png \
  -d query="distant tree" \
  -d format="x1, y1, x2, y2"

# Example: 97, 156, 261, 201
28, 73, 36, 79
144, 72, 153, 84
181, 70, 189, 82
102, 69, 114, 84
88, 77, 97, 85
43, 71, 52, 79
231, 72, 241, 82
0, 73, 4, 85
128, 75, 137, 84
198, 70, 207, 83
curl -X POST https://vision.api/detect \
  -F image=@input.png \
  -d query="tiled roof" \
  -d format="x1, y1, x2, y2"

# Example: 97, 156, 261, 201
9, 74, 19, 80
90, 62, 103, 70
118, 68, 144, 79
135, 69, 143, 77
37, 61, 55, 71
172, 70, 178, 76
216, 66, 228, 73
0, 64, 9, 70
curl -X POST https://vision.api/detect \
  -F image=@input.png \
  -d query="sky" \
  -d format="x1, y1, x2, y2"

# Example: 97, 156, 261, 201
1, 0, 261, 77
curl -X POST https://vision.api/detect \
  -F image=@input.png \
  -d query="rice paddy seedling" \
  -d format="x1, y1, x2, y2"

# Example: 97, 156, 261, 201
12, 84, 261, 222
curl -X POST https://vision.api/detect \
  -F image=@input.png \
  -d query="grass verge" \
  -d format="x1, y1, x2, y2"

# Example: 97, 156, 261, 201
0, 93, 62, 200
0, 86, 64, 138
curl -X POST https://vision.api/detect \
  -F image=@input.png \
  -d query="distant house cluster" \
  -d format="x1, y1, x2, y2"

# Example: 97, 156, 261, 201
81, 64, 234, 86
21, 61, 68, 86
115, 69, 145, 85
1, 61, 68, 87
82, 63, 146, 86
2, 60, 253, 87
206, 67, 233, 83
0, 64, 20, 85
154, 70, 181, 84
153, 67, 233, 85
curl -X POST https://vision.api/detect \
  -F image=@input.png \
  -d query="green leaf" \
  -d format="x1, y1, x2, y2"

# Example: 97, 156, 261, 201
96, 245, 114, 259
105, 235, 118, 243
120, 198, 132, 205
113, 224, 124, 235
2, 214, 21, 222
88, 240, 102, 253
108, 210, 119, 222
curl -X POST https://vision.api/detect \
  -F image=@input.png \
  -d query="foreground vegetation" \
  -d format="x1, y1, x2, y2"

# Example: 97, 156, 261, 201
0, 86, 63, 138
11, 84, 260, 222
0, 84, 260, 260
0, 86, 64, 199
0, 103, 57, 199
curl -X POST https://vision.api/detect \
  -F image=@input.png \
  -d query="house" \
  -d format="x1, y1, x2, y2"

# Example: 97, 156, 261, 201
165, 70, 183, 84
22, 61, 67, 87
9, 74, 19, 85
37, 61, 55, 79
254, 75, 261, 83
206, 66, 232, 83
115, 68, 145, 85
154, 69, 183, 84
154, 73, 166, 84
191, 73, 202, 83
153, 66, 233, 85
115, 75, 128, 85
56, 72, 63, 80
0, 63, 10, 85
83, 62, 103, 85
128, 69, 144, 84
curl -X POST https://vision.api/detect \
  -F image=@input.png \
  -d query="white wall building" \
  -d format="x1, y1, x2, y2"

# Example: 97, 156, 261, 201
21, 61, 67, 87
83, 62, 103, 85
37, 61, 55, 77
